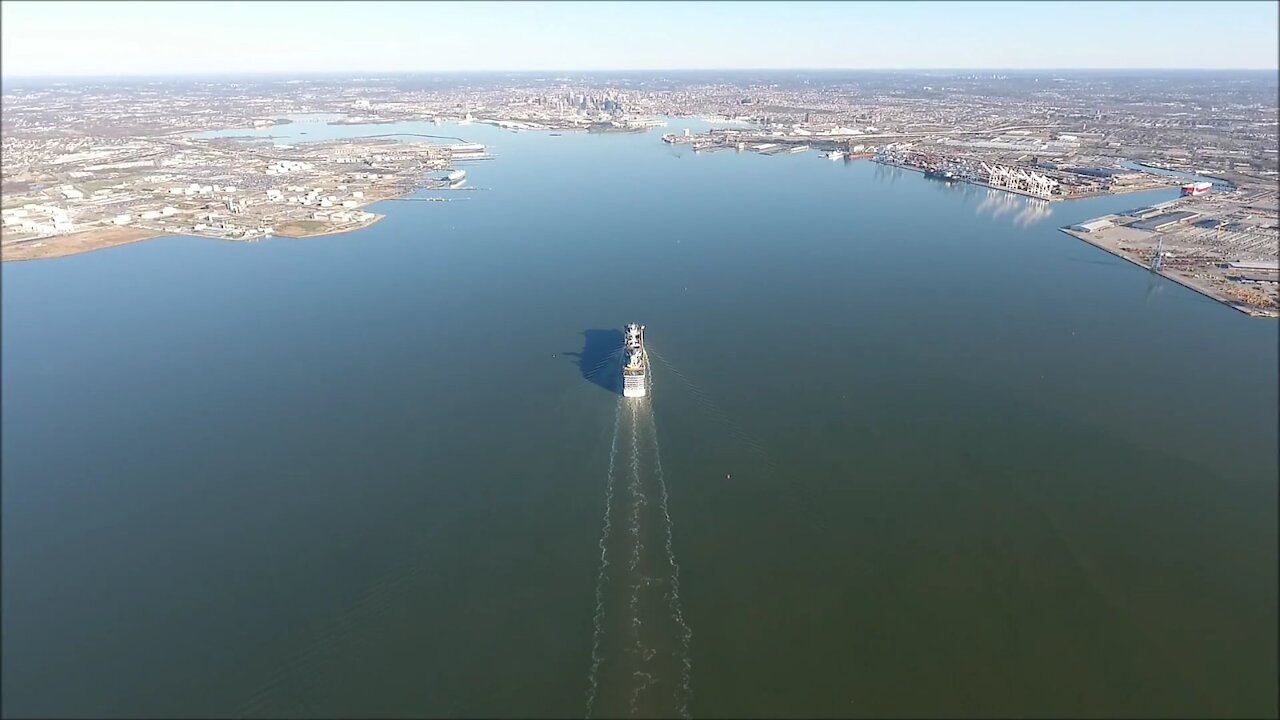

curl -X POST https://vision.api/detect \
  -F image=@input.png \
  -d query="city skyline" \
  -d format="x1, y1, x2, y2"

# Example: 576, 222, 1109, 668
2, 0, 1278, 78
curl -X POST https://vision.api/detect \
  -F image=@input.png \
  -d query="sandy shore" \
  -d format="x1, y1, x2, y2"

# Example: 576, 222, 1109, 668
2, 226, 164, 262
2, 201, 398, 262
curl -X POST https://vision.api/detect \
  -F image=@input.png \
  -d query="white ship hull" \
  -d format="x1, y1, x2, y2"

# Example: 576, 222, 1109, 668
623, 368, 647, 398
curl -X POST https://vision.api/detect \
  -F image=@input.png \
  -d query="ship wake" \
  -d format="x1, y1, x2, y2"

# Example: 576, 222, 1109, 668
585, 392, 693, 719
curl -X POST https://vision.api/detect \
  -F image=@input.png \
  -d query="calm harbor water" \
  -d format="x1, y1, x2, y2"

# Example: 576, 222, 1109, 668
3, 119, 1277, 718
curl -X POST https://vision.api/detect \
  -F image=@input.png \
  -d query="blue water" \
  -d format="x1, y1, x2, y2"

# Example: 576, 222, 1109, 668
1119, 160, 1234, 188
3, 120, 1276, 718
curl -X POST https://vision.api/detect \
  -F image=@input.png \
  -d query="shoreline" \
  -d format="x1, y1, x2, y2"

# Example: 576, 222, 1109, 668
0, 184, 419, 263
0, 208, 399, 262
1059, 227, 1277, 318
1, 226, 165, 262
2, 213, 391, 262
270, 212, 387, 239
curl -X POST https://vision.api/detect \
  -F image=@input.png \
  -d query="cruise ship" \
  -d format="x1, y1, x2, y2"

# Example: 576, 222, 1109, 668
622, 323, 648, 398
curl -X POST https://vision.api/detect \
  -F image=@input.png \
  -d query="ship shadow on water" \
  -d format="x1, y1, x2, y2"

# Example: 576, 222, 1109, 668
565, 329, 624, 395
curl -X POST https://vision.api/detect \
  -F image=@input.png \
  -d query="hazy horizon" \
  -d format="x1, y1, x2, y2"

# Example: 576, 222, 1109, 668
3, 1, 1277, 78
3, 68, 1276, 88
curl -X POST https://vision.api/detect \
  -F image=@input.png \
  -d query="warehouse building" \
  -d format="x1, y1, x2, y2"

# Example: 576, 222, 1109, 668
1131, 211, 1200, 231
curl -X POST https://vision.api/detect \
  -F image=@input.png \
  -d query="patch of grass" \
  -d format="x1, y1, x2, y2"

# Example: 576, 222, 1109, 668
274, 219, 330, 237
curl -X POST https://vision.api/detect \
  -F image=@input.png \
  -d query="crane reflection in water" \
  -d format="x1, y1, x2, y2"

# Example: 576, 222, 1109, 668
975, 188, 1053, 227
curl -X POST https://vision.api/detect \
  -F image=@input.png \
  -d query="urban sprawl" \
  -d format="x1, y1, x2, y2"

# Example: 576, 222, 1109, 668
2, 72, 1276, 315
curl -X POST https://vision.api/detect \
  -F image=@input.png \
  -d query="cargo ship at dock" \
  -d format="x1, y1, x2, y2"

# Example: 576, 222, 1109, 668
622, 323, 648, 398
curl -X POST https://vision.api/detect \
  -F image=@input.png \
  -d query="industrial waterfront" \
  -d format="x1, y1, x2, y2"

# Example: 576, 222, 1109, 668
3, 119, 1277, 718
1062, 188, 1279, 317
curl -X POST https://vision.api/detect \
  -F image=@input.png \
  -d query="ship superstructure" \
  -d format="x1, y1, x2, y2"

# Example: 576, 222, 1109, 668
622, 323, 648, 398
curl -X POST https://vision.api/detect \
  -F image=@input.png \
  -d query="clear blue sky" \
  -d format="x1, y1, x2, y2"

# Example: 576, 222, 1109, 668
2, 0, 1277, 77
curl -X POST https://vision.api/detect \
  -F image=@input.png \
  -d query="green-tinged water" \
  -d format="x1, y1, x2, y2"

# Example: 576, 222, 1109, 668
3, 120, 1276, 718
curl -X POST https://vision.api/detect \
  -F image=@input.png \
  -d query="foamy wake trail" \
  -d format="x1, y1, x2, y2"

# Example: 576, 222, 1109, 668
645, 402, 694, 719
585, 399, 624, 718
627, 401, 650, 672
629, 670, 657, 716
